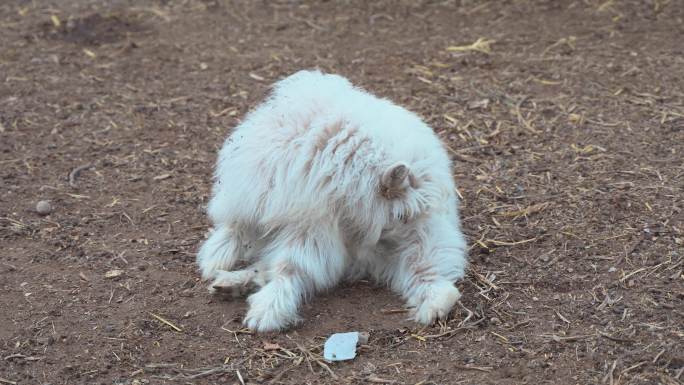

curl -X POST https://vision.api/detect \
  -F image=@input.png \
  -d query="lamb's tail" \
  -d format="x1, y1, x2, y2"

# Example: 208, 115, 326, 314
197, 224, 241, 280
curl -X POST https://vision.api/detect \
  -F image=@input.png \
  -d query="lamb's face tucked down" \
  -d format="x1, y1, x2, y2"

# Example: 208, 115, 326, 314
377, 163, 422, 228
378, 160, 451, 230
380, 163, 412, 200
197, 70, 468, 332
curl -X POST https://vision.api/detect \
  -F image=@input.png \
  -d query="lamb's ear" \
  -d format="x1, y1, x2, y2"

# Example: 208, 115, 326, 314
381, 162, 410, 189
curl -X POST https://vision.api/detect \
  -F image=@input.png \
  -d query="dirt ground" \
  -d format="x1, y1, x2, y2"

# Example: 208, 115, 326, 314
1, 0, 682, 384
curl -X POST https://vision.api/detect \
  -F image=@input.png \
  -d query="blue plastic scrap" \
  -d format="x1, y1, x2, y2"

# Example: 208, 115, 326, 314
323, 332, 361, 361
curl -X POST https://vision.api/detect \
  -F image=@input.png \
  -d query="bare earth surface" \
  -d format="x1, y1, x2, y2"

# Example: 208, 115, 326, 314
1, 1, 683, 384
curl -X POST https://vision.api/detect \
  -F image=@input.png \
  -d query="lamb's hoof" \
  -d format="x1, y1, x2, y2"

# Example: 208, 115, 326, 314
209, 270, 258, 298
242, 289, 300, 332
412, 283, 461, 325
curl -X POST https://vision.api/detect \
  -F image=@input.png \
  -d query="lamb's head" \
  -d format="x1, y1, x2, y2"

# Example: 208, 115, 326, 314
379, 162, 413, 201
377, 161, 445, 230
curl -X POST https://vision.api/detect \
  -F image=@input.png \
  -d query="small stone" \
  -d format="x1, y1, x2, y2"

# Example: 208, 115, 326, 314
36, 200, 53, 215
263, 342, 281, 351
36, 336, 54, 346
608, 266, 617, 273
105, 269, 124, 279
467, 98, 490, 110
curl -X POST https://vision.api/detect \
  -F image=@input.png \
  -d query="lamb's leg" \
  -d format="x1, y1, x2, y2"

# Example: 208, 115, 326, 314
210, 266, 266, 297
384, 215, 468, 325
243, 225, 347, 332
196, 224, 245, 281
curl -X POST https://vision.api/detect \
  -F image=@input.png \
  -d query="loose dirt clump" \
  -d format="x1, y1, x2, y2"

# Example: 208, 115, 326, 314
39, 12, 146, 46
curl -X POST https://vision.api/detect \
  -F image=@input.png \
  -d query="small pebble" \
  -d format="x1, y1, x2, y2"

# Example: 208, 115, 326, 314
105, 269, 124, 279
36, 336, 54, 346
36, 200, 53, 215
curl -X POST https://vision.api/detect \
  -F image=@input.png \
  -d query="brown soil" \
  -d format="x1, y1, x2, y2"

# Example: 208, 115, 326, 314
1, 1, 682, 384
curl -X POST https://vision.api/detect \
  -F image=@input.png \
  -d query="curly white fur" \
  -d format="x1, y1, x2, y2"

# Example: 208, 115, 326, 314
197, 70, 468, 332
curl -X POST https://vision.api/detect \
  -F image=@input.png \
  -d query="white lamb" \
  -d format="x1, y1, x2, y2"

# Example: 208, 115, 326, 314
197, 70, 468, 332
